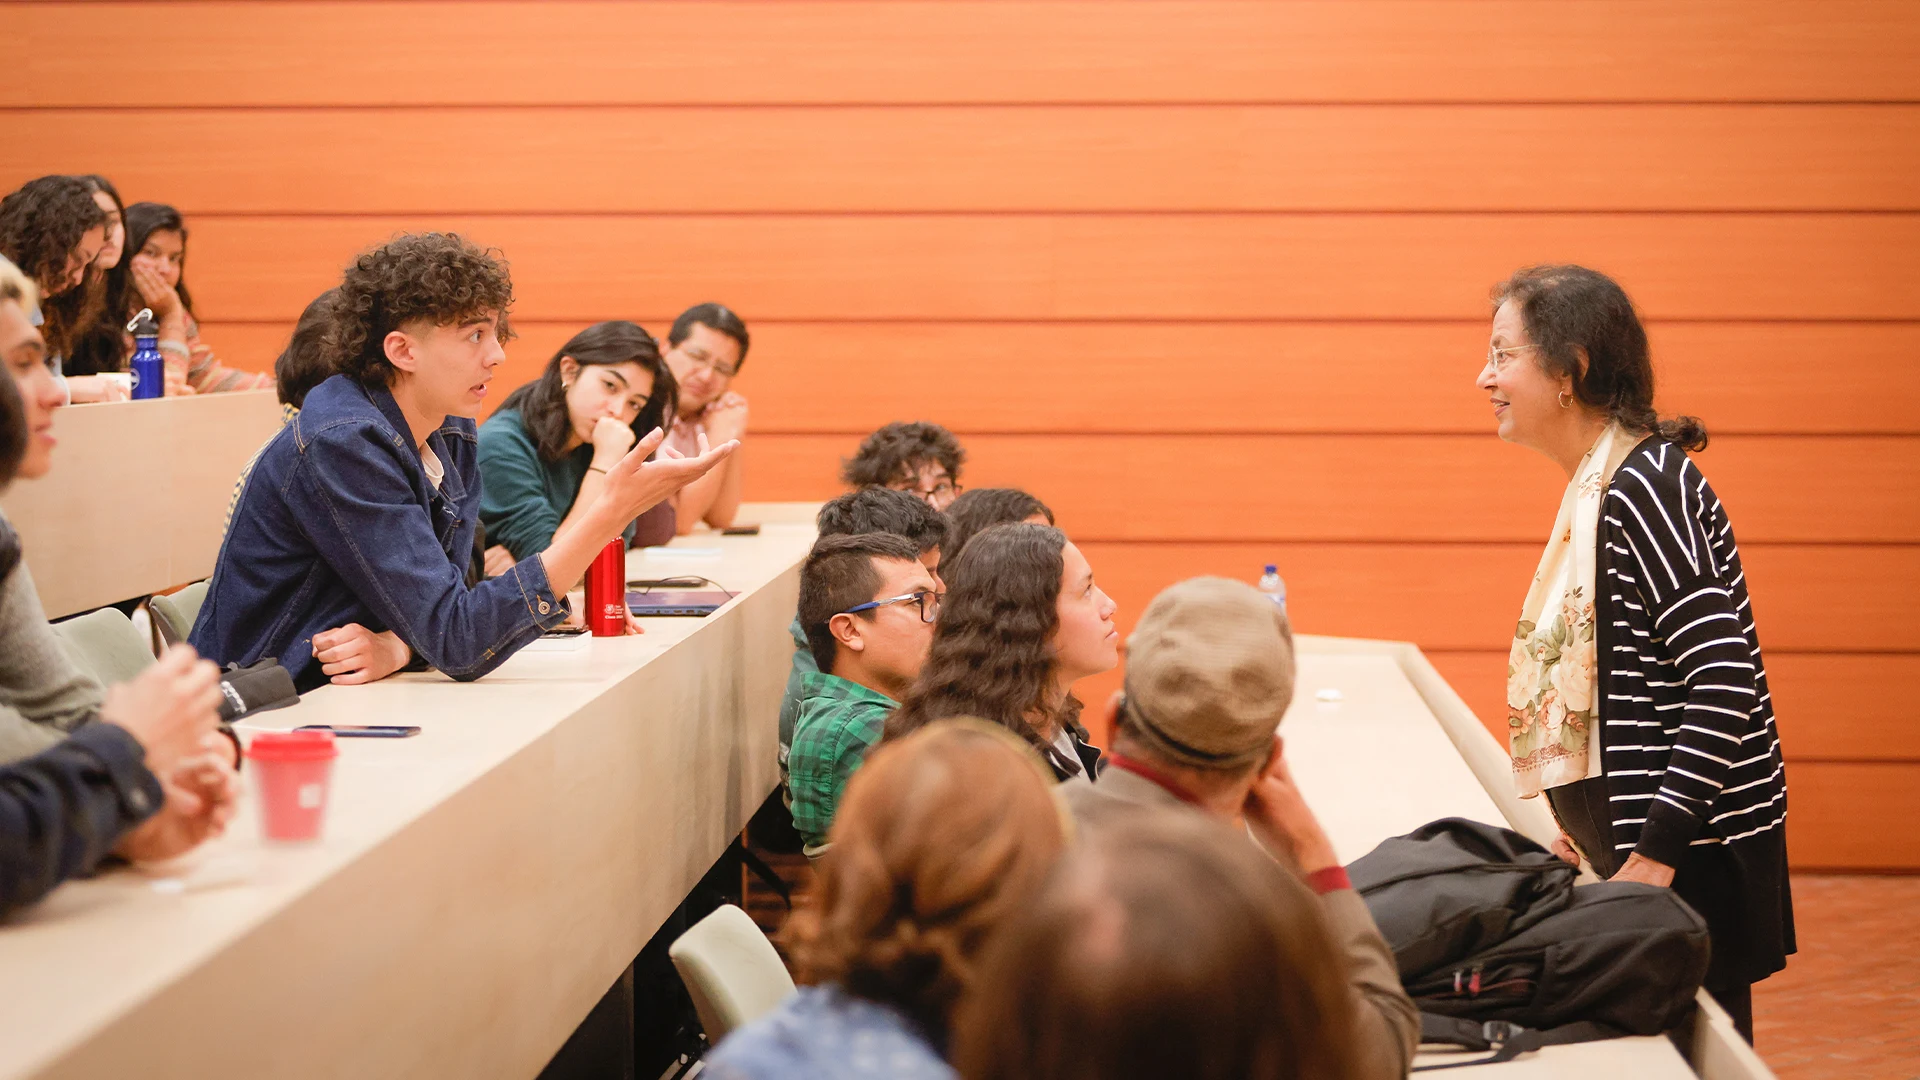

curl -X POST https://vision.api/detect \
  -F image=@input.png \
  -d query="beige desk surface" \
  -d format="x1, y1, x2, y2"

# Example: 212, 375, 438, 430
0, 391, 283, 619
1290, 638, 1765, 1079
0, 506, 818, 1080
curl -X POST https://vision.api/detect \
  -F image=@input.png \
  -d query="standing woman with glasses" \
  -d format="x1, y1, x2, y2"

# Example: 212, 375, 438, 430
660, 302, 750, 532
1476, 265, 1793, 1041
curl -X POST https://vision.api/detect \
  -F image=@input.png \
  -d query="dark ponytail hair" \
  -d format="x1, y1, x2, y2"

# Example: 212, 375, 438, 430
1491, 265, 1707, 452
497, 320, 679, 462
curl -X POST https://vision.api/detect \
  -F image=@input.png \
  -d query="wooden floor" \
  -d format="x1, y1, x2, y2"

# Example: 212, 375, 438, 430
743, 848, 1919, 1077
1756, 875, 1920, 1079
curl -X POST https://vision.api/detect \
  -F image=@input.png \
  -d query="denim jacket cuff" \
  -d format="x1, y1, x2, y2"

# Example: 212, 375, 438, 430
508, 555, 573, 630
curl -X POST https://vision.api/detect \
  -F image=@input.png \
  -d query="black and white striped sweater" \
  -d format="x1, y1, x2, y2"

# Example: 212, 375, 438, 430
1595, 437, 1788, 869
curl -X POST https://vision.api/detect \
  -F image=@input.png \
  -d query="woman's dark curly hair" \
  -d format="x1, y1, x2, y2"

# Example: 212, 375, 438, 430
1492, 265, 1707, 452
46, 175, 131, 375
887, 523, 1082, 753
326, 232, 514, 386
497, 320, 678, 462
841, 420, 966, 488
0, 175, 106, 297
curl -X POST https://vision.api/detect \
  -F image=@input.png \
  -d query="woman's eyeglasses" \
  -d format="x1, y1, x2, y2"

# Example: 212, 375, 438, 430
840, 590, 942, 623
1484, 342, 1543, 374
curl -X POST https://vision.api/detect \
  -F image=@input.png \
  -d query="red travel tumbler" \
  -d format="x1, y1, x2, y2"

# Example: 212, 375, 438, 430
585, 538, 628, 636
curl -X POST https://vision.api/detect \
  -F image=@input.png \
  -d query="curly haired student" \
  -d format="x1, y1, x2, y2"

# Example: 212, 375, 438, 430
191, 233, 736, 690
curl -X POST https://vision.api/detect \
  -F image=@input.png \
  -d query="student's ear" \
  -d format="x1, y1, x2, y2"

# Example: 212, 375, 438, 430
383, 329, 419, 375
558, 356, 580, 387
829, 612, 866, 655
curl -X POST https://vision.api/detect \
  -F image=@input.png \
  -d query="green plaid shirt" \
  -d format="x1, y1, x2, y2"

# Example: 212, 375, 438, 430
787, 671, 897, 847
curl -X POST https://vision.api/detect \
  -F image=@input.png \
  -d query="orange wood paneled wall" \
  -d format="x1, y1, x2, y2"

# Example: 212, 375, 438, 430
6, 2, 1917, 868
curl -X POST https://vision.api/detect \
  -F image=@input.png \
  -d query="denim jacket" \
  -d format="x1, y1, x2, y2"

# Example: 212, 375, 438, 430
191, 375, 571, 691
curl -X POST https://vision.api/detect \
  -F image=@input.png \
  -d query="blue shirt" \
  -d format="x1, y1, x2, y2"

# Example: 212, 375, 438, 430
704, 984, 954, 1080
191, 375, 571, 691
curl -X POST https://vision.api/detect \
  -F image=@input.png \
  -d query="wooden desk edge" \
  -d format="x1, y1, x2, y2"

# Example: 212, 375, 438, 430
1296, 635, 1779, 1080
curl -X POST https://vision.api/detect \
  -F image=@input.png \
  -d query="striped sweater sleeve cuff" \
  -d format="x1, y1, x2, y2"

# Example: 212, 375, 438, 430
1636, 798, 1702, 868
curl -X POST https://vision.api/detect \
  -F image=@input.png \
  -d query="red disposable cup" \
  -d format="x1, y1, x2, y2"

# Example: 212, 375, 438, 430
245, 730, 339, 842
585, 538, 627, 636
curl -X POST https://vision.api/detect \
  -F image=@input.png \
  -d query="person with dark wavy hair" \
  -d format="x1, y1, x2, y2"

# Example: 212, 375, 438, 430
118, 202, 271, 394
942, 487, 1052, 563
0, 176, 106, 305
706, 719, 1066, 1080
478, 320, 681, 576
192, 233, 737, 691
1479, 264, 1792, 1040
841, 421, 966, 510
887, 523, 1117, 781
44, 176, 136, 404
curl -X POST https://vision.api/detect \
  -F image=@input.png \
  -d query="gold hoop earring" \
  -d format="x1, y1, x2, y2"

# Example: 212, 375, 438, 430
1558, 391, 1574, 409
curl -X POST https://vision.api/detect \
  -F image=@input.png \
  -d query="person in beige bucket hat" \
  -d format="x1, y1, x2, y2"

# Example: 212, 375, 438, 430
1060, 576, 1418, 1080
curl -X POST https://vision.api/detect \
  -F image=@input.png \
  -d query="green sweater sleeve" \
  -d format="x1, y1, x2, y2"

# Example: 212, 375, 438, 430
477, 411, 568, 563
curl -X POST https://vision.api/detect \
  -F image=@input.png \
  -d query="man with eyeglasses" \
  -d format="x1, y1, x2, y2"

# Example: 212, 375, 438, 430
661, 302, 751, 533
840, 420, 967, 511
787, 532, 941, 854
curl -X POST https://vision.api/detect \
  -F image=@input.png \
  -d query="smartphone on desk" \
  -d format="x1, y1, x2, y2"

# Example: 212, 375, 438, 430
721, 524, 760, 536
295, 724, 421, 738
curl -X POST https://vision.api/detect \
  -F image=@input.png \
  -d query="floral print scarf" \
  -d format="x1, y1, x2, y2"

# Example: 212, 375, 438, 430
1508, 423, 1635, 798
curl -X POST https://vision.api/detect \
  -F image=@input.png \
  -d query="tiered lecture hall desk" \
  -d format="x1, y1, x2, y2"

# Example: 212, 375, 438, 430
0, 394, 1772, 1079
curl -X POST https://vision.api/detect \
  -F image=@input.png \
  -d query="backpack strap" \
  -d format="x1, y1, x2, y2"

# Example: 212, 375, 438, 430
1414, 1013, 1623, 1071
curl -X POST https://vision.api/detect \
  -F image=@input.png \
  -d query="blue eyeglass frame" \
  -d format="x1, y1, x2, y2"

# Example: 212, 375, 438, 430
839, 590, 942, 623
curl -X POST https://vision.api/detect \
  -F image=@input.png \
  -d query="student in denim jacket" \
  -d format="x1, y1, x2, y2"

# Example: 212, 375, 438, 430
191, 233, 735, 691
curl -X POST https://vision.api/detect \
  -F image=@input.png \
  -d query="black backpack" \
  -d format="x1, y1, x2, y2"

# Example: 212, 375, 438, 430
1349, 818, 1710, 1069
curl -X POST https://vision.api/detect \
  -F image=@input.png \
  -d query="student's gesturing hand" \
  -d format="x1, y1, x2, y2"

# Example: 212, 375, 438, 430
313, 624, 412, 685
596, 427, 737, 522
98, 644, 224, 780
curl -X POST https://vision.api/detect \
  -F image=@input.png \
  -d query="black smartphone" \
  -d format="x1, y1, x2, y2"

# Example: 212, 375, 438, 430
295, 724, 421, 738
541, 626, 589, 638
721, 524, 761, 536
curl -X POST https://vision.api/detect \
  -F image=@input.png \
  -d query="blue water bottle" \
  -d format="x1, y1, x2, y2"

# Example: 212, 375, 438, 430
126, 307, 163, 400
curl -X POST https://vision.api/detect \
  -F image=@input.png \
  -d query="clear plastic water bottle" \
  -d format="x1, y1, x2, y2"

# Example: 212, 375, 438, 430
1257, 564, 1287, 615
125, 308, 163, 400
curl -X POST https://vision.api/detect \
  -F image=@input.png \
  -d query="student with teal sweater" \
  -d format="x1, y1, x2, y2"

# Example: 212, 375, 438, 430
478, 321, 680, 576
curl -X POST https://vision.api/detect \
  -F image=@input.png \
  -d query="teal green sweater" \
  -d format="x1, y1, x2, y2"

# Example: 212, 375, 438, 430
477, 408, 672, 562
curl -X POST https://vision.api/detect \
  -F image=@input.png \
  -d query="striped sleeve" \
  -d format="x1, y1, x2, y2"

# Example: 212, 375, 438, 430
1606, 446, 1759, 866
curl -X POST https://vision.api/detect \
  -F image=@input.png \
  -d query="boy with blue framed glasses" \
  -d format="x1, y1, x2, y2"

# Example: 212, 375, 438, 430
787, 532, 940, 853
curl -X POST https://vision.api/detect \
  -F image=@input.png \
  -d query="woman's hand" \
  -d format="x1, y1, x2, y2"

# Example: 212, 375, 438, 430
129, 257, 180, 320
482, 544, 516, 578
312, 623, 411, 685
589, 415, 636, 467
98, 645, 224, 780
1550, 832, 1581, 867
1609, 852, 1675, 888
